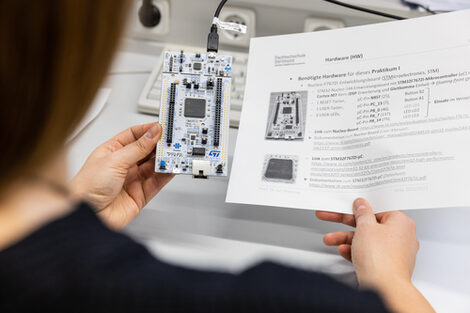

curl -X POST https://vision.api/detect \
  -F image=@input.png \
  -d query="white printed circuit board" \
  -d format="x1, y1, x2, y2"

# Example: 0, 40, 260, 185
265, 91, 306, 141
155, 51, 231, 178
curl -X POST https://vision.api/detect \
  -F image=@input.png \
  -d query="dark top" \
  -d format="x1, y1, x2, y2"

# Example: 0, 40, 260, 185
0, 202, 390, 313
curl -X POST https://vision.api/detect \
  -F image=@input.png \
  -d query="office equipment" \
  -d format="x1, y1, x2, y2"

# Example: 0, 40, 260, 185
135, 0, 429, 127
138, 0, 162, 27
304, 17, 345, 32
155, 51, 231, 178
216, 6, 256, 48
138, 46, 247, 127
153, 0, 241, 178
133, 0, 170, 37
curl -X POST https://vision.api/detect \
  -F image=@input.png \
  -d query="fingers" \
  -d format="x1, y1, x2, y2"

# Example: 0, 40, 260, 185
142, 173, 174, 204
107, 123, 158, 148
338, 244, 352, 262
324, 231, 354, 262
316, 211, 356, 227
137, 157, 174, 195
137, 156, 158, 179
375, 211, 405, 224
382, 211, 418, 245
382, 210, 411, 224
113, 123, 162, 168
353, 198, 377, 226
323, 231, 354, 246
122, 159, 174, 209
137, 151, 156, 167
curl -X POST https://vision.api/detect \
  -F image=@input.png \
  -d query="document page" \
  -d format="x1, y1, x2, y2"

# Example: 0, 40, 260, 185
227, 10, 470, 213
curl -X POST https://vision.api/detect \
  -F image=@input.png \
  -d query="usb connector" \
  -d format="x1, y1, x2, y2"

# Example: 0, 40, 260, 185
207, 24, 219, 53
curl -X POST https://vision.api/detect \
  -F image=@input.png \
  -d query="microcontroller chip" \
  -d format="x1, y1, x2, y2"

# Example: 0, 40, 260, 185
184, 98, 206, 118
283, 107, 292, 114
192, 147, 206, 156
193, 62, 202, 71
265, 158, 294, 180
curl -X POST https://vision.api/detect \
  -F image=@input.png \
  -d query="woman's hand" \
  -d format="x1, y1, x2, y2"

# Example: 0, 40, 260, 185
316, 199, 435, 313
317, 198, 418, 287
70, 123, 173, 229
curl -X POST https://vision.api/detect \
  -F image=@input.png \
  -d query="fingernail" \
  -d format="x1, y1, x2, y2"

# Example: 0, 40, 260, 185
353, 199, 366, 212
145, 125, 158, 139
355, 205, 367, 212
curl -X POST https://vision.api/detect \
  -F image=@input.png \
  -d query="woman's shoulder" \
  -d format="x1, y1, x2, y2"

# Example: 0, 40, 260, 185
0, 201, 153, 312
0, 201, 151, 274
1, 201, 143, 251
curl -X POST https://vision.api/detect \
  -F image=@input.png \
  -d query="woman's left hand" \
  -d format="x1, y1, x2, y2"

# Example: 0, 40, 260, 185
70, 122, 174, 229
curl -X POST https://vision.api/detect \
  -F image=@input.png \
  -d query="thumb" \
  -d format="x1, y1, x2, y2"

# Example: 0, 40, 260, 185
114, 123, 162, 167
353, 198, 377, 226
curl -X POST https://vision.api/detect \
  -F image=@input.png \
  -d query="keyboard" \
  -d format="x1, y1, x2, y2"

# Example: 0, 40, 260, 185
138, 44, 248, 128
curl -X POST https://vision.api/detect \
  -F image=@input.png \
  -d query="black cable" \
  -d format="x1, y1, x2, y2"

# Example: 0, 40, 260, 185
207, 0, 229, 53
214, 0, 228, 18
208, 0, 425, 53
323, 0, 407, 20
409, 3, 437, 14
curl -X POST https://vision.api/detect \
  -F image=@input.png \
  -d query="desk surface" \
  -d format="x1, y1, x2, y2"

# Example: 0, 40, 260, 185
68, 42, 470, 312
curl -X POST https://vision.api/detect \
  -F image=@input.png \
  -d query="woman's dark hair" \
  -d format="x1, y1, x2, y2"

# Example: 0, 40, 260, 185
0, 0, 131, 190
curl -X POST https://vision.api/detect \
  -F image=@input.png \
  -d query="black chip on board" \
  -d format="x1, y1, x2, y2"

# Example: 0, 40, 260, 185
265, 158, 294, 180
283, 107, 292, 114
192, 147, 206, 156
193, 62, 202, 71
184, 98, 206, 118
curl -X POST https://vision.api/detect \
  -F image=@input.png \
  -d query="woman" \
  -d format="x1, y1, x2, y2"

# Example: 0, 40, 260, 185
0, 1, 434, 312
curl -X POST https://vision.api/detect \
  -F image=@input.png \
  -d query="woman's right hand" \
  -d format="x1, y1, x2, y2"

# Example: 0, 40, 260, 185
317, 199, 435, 313
318, 198, 419, 288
